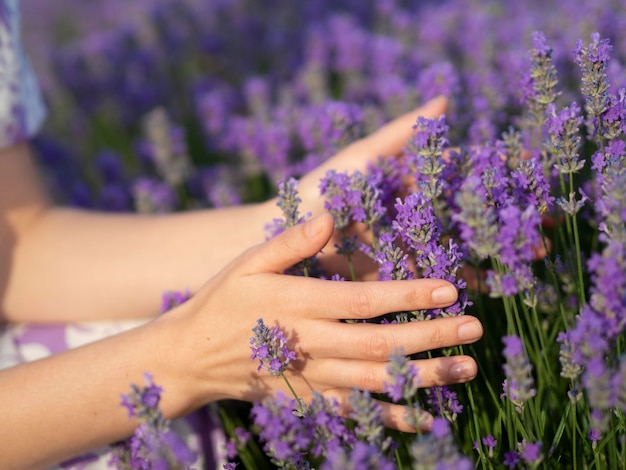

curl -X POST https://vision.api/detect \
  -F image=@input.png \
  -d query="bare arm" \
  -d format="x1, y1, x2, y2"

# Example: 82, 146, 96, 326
0, 142, 273, 322
0, 211, 483, 469
0, 97, 447, 323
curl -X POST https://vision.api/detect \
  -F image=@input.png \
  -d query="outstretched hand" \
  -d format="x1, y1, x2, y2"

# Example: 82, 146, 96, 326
289, 96, 448, 280
163, 210, 482, 432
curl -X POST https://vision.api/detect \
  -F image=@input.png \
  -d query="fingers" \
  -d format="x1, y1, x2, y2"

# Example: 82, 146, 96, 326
241, 213, 335, 274
297, 96, 449, 203
360, 95, 448, 158
276, 276, 459, 320
309, 316, 483, 360
323, 388, 434, 433
313, 355, 477, 393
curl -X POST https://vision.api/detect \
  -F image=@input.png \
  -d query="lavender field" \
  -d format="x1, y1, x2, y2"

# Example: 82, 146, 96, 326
23, 0, 626, 468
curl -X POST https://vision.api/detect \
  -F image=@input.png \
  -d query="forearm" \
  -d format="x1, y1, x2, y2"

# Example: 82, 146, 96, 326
0, 313, 201, 470
3, 200, 276, 322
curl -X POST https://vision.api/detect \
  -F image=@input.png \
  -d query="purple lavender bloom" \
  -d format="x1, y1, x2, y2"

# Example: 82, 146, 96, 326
132, 177, 177, 214
250, 392, 311, 464
453, 174, 500, 260
160, 290, 192, 314
410, 417, 473, 469
524, 30, 560, 132
510, 157, 555, 215
112, 373, 197, 469
348, 389, 389, 451
501, 335, 536, 412
373, 230, 415, 282
574, 33, 613, 135
392, 193, 439, 256
250, 318, 296, 376
519, 441, 543, 466
503, 450, 520, 469
306, 392, 354, 458
427, 386, 464, 421
482, 435, 497, 457
321, 441, 395, 470
406, 115, 449, 200
546, 101, 585, 175
384, 348, 419, 404
319, 170, 354, 231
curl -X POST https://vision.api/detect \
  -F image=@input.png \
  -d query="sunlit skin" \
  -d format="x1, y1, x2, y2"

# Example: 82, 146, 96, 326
0, 97, 484, 469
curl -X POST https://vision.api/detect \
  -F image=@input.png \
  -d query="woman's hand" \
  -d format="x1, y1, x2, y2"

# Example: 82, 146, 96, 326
269, 96, 449, 280
163, 211, 482, 431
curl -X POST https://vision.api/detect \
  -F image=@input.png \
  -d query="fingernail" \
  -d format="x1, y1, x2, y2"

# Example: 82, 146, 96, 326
458, 319, 483, 342
431, 285, 457, 304
449, 360, 476, 381
305, 214, 325, 238
420, 413, 434, 431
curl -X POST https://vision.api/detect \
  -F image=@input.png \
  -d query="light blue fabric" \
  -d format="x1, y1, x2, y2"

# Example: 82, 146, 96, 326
0, 0, 46, 148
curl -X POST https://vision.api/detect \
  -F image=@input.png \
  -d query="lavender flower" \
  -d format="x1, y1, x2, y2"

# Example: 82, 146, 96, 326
406, 115, 449, 200
373, 230, 415, 282
265, 177, 307, 239
426, 385, 464, 422
501, 335, 536, 412
348, 389, 391, 452
409, 417, 473, 470
321, 441, 395, 470
384, 348, 419, 404
546, 102, 585, 175
392, 192, 439, 256
250, 392, 311, 465
160, 290, 192, 314
527, 31, 560, 127
142, 107, 193, 188
133, 177, 177, 214
573, 33, 612, 136
482, 435, 497, 458
453, 174, 500, 260
111, 373, 197, 469
249, 318, 296, 376
518, 440, 543, 467
306, 392, 354, 458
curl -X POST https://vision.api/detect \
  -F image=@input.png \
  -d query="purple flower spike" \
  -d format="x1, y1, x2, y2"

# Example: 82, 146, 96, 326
250, 318, 297, 376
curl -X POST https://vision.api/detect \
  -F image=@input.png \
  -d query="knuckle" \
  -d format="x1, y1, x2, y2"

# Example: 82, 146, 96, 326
362, 331, 393, 362
428, 325, 446, 349
357, 367, 383, 392
348, 286, 376, 318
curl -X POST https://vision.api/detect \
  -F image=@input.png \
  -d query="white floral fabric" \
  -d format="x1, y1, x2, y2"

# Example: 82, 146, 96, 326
0, 0, 45, 148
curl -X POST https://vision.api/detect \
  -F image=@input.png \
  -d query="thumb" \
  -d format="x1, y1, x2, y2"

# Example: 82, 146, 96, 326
242, 213, 335, 274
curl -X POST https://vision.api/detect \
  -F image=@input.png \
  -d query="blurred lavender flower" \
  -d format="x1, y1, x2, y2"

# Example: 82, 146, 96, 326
384, 348, 419, 404
133, 177, 177, 214
392, 192, 439, 257
409, 418, 473, 470
546, 101, 585, 175
518, 440, 543, 467
265, 177, 307, 239
306, 392, 354, 458
373, 230, 414, 282
453, 174, 500, 260
250, 392, 311, 465
406, 115, 449, 200
501, 335, 536, 413
249, 318, 296, 376
321, 441, 394, 470
142, 107, 193, 188
573, 33, 612, 137
160, 290, 191, 314
526, 31, 560, 130
111, 372, 197, 469
427, 386, 464, 422
348, 389, 391, 452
